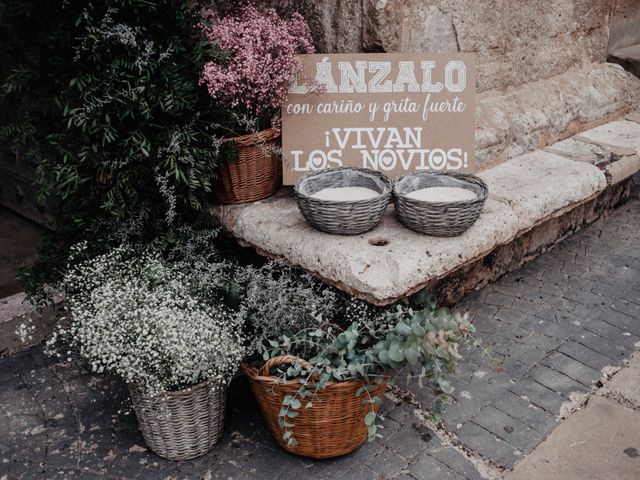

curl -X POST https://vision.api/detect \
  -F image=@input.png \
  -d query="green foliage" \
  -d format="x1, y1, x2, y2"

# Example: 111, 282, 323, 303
0, 0, 234, 302
252, 298, 475, 444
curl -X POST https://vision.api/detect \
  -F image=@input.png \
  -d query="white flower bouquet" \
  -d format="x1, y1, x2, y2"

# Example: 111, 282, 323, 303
49, 243, 244, 460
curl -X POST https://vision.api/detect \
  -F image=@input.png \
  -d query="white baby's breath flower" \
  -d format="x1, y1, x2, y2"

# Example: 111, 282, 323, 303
51, 245, 243, 398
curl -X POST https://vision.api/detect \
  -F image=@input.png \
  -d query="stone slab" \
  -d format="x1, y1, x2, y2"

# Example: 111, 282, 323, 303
210, 149, 610, 304
505, 396, 640, 480
606, 155, 640, 185
478, 151, 607, 231
544, 133, 640, 186
575, 120, 640, 153
544, 137, 615, 166
213, 193, 520, 304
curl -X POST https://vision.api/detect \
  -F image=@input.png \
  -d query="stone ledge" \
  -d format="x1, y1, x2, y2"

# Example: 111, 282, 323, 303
545, 118, 640, 186
214, 195, 521, 304
478, 151, 606, 231
209, 118, 640, 305
476, 64, 640, 169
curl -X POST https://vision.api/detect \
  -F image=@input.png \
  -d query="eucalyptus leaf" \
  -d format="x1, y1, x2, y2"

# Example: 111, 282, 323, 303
364, 411, 376, 426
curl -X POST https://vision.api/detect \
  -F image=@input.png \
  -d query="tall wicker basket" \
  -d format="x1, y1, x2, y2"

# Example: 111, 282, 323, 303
213, 128, 282, 204
129, 378, 227, 461
242, 356, 388, 459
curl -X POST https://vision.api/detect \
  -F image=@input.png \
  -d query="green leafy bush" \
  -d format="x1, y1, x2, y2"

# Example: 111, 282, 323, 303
0, 0, 234, 301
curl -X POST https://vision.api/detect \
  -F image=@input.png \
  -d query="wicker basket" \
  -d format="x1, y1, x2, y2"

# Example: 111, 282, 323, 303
242, 356, 388, 459
393, 171, 488, 237
213, 128, 282, 204
294, 167, 392, 235
129, 378, 227, 461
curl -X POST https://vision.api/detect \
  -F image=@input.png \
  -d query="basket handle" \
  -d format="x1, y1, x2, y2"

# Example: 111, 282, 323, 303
258, 355, 317, 378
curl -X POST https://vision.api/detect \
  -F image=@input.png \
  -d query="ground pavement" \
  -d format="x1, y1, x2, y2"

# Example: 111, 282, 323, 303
1, 199, 639, 480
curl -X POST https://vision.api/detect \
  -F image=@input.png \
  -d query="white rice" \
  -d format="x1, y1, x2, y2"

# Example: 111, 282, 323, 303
406, 186, 476, 202
311, 186, 380, 201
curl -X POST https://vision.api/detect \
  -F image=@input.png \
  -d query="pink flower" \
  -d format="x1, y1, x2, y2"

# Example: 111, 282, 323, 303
200, 5, 314, 118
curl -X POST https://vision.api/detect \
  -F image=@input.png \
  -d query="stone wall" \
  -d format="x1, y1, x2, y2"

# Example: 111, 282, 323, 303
271, 0, 616, 92
609, 0, 640, 51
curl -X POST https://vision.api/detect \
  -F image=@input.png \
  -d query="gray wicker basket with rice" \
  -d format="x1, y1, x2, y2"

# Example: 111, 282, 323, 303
294, 167, 392, 235
393, 171, 488, 236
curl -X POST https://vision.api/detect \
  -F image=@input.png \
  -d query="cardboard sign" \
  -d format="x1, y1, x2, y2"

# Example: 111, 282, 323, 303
281, 53, 476, 185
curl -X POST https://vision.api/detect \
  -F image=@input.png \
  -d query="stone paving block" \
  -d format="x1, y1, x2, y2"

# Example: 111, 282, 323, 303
571, 328, 633, 362
335, 464, 381, 480
561, 287, 610, 309
525, 317, 575, 342
529, 364, 586, 396
611, 298, 640, 319
429, 447, 484, 480
582, 317, 639, 350
441, 376, 513, 431
508, 379, 566, 415
620, 287, 640, 306
522, 333, 563, 353
386, 423, 436, 462
409, 454, 464, 480
470, 405, 543, 454
540, 351, 601, 387
489, 391, 558, 435
558, 340, 616, 371
455, 421, 520, 468
366, 447, 410, 478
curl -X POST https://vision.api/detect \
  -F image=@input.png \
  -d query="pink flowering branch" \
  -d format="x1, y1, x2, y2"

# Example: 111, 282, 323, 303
199, 5, 314, 123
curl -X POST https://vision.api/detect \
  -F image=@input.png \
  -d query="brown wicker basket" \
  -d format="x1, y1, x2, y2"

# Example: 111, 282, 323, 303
129, 378, 227, 461
242, 355, 388, 459
214, 128, 282, 204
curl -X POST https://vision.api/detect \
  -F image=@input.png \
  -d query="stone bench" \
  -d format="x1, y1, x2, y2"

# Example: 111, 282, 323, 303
209, 67, 640, 306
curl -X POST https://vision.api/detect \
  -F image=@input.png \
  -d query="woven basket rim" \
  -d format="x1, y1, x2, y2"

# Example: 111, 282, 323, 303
294, 167, 392, 205
223, 127, 279, 146
393, 171, 489, 206
128, 376, 225, 399
241, 362, 387, 389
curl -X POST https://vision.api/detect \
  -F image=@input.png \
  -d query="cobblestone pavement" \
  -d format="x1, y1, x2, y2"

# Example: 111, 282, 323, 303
1, 199, 640, 480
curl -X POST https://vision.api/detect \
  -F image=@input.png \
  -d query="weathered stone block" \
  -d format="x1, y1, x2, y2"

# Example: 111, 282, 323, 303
576, 120, 640, 153
478, 151, 607, 230
211, 193, 521, 304
476, 64, 640, 168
